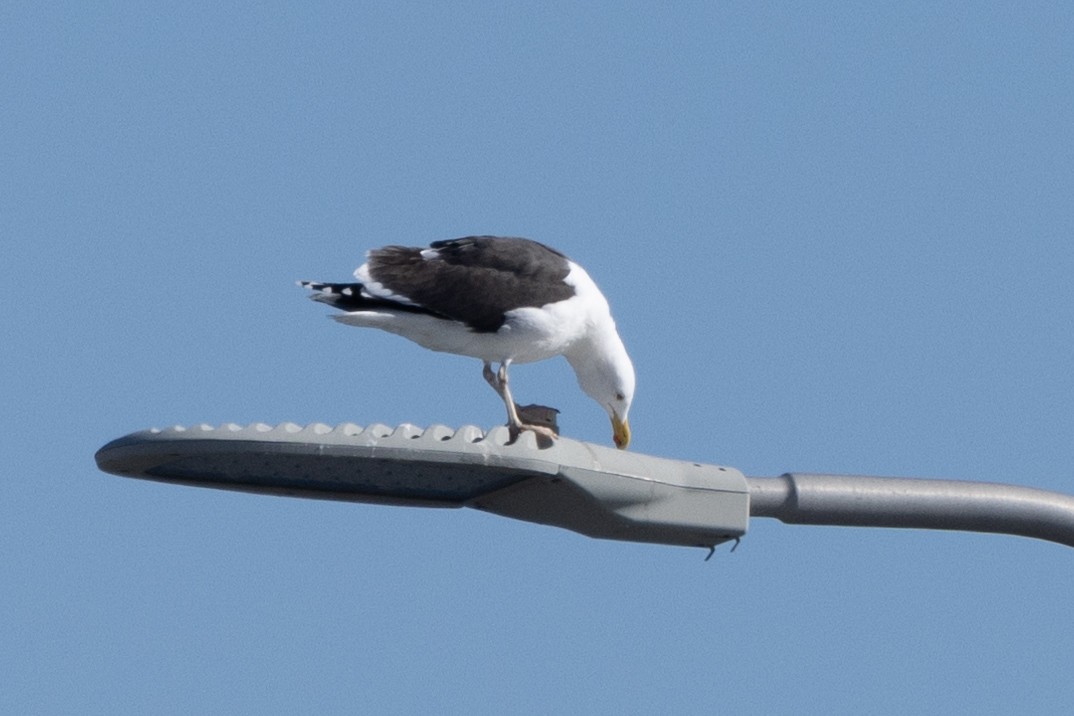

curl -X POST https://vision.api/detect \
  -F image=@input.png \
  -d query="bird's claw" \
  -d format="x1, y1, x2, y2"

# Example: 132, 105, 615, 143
508, 422, 559, 448
506, 403, 560, 448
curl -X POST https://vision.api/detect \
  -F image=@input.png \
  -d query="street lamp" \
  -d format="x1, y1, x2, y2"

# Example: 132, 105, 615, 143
95, 422, 1074, 553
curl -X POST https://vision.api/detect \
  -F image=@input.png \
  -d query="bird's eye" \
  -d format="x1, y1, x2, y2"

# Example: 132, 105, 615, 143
615, 392, 624, 401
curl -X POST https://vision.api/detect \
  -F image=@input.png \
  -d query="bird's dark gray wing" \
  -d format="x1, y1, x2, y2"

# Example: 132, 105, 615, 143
365, 236, 574, 332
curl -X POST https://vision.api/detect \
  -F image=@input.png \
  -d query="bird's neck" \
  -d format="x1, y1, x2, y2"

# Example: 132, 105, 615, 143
564, 323, 632, 397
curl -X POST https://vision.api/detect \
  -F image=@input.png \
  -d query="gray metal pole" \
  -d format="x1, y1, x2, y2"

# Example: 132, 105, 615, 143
747, 473, 1074, 548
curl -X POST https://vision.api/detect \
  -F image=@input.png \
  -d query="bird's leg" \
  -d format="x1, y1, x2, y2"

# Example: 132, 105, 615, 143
483, 361, 557, 443
482, 361, 503, 393
495, 362, 526, 430
482, 361, 519, 424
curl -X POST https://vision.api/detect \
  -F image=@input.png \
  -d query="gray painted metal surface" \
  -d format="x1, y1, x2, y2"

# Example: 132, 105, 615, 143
748, 473, 1074, 548
95, 422, 750, 549
95, 422, 1074, 551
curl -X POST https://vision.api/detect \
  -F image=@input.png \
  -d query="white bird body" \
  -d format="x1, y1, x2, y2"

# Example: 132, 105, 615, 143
335, 262, 610, 363
301, 236, 634, 448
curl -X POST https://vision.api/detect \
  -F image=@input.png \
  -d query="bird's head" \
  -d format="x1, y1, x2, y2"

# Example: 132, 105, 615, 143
604, 369, 633, 449
570, 338, 635, 450
559, 274, 636, 449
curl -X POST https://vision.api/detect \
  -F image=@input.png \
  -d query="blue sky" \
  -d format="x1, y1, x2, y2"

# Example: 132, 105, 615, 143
4, 2, 1073, 713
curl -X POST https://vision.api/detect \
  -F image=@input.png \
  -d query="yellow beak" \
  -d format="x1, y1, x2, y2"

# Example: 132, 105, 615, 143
611, 415, 631, 450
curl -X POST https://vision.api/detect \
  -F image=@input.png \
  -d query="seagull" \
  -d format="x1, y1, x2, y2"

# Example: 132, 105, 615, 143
299, 236, 635, 448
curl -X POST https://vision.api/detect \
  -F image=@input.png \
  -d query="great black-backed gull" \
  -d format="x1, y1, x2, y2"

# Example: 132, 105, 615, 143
299, 236, 635, 448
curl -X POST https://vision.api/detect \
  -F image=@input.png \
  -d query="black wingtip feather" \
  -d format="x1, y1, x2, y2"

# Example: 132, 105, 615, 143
298, 280, 445, 318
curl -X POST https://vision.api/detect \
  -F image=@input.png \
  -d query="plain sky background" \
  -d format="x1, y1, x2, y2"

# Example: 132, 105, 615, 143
4, 2, 1073, 713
